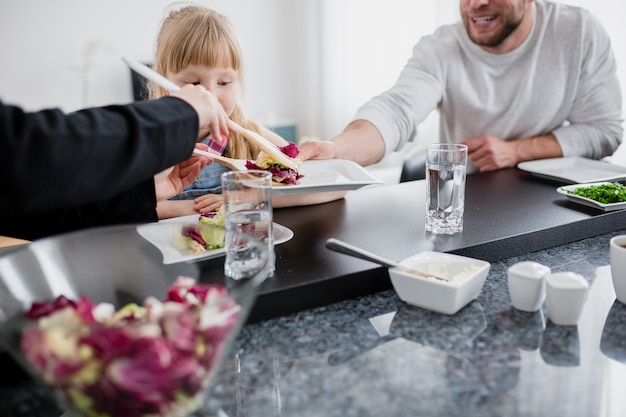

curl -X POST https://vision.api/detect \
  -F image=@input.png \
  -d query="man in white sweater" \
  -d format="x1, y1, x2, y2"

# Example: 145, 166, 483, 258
299, 0, 623, 173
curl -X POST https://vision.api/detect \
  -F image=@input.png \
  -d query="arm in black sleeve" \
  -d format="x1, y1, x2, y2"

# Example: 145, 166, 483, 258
0, 96, 199, 215
0, 178, 159, 241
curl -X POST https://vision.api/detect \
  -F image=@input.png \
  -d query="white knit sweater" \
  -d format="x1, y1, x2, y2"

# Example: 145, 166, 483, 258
355, 0, 623, 172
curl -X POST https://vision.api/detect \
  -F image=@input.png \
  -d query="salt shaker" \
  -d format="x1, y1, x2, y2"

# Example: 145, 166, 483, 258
507, 261, 551, 312
545, 272, 589, 326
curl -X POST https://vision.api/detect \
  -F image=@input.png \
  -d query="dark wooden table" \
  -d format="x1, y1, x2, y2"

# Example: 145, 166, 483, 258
240, 167, 626, 321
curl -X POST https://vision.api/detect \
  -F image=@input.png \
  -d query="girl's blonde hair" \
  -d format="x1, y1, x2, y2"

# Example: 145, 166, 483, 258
150, 3, 263, 159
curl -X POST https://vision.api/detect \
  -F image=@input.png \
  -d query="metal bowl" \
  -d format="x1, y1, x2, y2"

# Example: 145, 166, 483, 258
0, 223, 270, 417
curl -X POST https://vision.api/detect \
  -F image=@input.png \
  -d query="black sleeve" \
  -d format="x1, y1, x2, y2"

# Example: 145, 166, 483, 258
0, 178, 159, 241
0, 96, 199, 215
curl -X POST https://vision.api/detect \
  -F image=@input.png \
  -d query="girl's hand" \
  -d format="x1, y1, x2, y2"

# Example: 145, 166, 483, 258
193, 193, 223, 214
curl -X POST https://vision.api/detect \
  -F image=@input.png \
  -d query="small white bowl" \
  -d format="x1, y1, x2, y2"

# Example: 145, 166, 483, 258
388, 251, 491, 315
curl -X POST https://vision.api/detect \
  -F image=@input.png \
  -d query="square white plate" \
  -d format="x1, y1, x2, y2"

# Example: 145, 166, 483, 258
271, 159, 384, 195
517, 157, 626, 184
137, 215, 294, 264
557, 182, 626, 212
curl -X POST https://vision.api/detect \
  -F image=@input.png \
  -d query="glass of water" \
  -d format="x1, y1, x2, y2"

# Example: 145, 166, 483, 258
425, 143, 468, 234
221, 170, 275, 279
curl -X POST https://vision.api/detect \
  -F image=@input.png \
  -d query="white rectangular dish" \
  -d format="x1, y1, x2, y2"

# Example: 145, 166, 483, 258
517, 157, 626, 184
557, 182, 626, 212
137, 215, 294, 264
271, 159, 384, 195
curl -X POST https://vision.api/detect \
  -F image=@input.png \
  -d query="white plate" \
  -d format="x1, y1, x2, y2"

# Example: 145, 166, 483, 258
557, 182, 626, 212
517, 157, 626, 184
271, 159, 384, 195
137, 215, 294, 264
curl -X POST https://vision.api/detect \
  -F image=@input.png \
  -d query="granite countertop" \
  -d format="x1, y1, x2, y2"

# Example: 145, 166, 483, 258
3, 230, 626, 416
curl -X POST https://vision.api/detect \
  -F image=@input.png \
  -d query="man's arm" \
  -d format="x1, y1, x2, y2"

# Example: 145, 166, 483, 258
552, 11, 623, 160
462, 133, 562, 172
298, 120, 386, 166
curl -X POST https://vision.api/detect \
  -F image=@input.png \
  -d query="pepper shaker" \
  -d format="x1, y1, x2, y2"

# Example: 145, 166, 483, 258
545, 272, 589, 326
508, 261, 551, 312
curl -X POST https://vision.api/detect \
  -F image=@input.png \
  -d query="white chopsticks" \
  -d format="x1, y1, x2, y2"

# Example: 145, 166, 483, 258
191, 148, 248, 171
122, 56, 180, 92
122, 56, 299, 171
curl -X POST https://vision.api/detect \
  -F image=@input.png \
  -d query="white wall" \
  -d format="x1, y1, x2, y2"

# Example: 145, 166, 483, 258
0, 0, 301, 129
1, 0, 624, 147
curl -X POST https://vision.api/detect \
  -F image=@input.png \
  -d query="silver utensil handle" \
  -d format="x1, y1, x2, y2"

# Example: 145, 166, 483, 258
325, 238, 401, 269
325, 238, 449, 282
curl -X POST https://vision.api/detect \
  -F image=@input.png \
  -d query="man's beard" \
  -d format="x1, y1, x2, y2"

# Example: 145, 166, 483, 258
464, 9, 525, 48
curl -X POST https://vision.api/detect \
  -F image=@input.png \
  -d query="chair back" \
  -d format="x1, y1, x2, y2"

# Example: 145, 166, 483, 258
130, 63, 152, 101
399, 146, 427, 182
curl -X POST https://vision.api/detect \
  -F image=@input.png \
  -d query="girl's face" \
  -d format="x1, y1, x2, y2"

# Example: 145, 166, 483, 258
168, 64, 240, 116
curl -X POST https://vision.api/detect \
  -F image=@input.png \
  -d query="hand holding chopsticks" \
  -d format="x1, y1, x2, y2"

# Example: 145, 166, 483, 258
122, 56, 298, 170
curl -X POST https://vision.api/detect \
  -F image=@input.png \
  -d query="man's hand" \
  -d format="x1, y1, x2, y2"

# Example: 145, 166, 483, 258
298, 140, 338, 161
154, 144, 211, 201
461, 135, 519, 172
171, 84, 230, 142
461, 133, 562, 172
298, 120, 385, 165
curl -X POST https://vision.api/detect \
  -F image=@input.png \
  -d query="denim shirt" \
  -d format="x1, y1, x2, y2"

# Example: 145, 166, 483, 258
169, 162, 231, 200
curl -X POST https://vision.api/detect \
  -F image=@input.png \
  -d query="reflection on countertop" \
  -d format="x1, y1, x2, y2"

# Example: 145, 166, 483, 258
600, 300, 626, 363
207, 231, 626, 417
3, 231, 626, 417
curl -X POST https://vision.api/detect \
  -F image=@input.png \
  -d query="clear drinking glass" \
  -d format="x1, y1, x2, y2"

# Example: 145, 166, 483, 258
221, 170, 275, 279
425, 143, 468, 234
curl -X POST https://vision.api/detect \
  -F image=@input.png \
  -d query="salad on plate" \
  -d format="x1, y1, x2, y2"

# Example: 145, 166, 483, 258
245, 142, 303, 185
180, 208, 227, 254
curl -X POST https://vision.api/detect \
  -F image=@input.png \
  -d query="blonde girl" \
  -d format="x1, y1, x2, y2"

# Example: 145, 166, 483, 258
153, 4, 344, 218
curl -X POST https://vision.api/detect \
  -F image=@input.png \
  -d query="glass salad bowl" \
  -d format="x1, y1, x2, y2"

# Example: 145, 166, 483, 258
0, 222, 270, 417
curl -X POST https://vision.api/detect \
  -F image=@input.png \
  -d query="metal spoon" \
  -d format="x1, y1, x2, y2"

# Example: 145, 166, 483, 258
325, 238, 449, 282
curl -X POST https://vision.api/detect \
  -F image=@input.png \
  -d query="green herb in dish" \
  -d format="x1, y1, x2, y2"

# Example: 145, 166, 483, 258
566, 182, 626, 204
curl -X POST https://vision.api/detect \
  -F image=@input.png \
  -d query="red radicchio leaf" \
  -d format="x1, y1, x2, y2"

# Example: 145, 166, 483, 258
25, 295, 76, 319
25, 295, 96, 322
166, 277, 210, 304
245, 162, 302, 185
279, 142, 300, 158
199, 212, 217, 220
181, 226, 206, 247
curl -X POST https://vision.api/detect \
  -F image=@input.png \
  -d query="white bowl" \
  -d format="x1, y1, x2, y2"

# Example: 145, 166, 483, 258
388, 251, 491, 315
